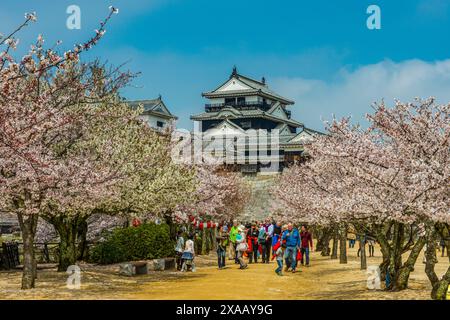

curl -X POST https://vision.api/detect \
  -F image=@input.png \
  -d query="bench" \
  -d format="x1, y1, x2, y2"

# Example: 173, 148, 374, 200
119, 261, 148, 276
119, 258, 176, 276
14, 263, 58, 270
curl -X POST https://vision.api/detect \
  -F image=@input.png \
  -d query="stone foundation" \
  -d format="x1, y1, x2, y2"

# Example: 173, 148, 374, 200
240, 173, 279, 222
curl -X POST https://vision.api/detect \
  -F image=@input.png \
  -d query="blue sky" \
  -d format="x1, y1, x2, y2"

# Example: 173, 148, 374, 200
2, 0, 450, 130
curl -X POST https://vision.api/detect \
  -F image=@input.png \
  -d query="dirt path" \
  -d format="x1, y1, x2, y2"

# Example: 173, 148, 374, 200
123, 246, 448, 300
0, 245, 447, 300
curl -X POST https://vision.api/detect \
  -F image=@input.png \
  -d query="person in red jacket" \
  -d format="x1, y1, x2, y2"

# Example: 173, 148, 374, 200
247, 222, 259, 263
300, 225, 313, 266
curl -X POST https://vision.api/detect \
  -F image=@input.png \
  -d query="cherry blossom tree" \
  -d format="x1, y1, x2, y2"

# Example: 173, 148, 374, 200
176, 164, 250, 224
0, 7, 126, 288
274, 98, 449, 297
1, 7, 199, 279
173, 164, 250, 255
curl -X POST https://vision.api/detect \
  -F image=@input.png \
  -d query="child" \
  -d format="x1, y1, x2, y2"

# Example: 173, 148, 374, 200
272, 239, 284, 276
181, 233, 196, 272
236, 226, 248, 270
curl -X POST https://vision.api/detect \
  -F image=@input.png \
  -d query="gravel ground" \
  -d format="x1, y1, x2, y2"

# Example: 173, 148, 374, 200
0, 245, 448, 300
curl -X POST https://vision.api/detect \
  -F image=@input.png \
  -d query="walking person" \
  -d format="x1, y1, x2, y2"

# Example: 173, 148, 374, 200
348, 232, 356, 248
216, 225, 229, 269
282, 223, 301, 273
357, 233, 367, 257
236, 226, 248, 269
271, 221, 282, 259
248, 222, 259, 263
229, 220, 240, 264
258, 223, 268, 263
181, 233, 196, 272
272, 238, 284, 276
273, 221, 282, 237
300, 225, 313, 267
440, 238, 447, 257
367, 236, 376, 257
175, 230, 185, 271
264, 218, 274, 263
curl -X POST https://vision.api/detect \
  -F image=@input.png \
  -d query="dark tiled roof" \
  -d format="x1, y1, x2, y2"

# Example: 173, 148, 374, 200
128, 99, 161, 111
191, 106, 302, 127
127, 98, 178, 120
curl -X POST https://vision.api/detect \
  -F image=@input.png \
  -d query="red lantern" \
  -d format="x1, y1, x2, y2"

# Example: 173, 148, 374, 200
207, 221, 211, 229
132, 218, 141, 227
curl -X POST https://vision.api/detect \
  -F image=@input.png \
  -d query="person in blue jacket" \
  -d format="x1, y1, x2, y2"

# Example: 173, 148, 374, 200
281, 223, 301, 273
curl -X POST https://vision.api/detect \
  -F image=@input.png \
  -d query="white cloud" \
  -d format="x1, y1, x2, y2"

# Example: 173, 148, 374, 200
271, 59, 450, 131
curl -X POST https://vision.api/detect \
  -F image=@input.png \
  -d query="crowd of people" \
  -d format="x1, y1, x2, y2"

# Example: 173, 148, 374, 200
174, 219, 448, 276
215, 218, 314, 276
174, 218, 314, 275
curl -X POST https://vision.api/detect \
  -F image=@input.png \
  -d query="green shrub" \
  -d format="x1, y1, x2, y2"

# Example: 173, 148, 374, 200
90, 223, 175, 264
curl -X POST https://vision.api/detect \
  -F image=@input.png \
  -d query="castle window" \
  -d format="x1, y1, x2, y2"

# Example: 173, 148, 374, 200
156, 121, 164, 128
225, 98, 236, 105
237, 97, 245, 105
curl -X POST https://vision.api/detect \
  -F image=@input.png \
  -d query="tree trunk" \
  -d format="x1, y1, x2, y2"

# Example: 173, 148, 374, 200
164, 214, 177, 240
315, 228, 325, 252
339, 224, 347, 264
211, 227, 217, 251
48, 215, 86, 272
359, 236, 367, 270
206, 228, 212, 253
77, 219, 88, 261
374, 222, 392, 282
321, 236, 331, 256
331, 231, 338, 259
388, 222, 404, 290
434, 266, 450, 300
17, 213, 39, 290
320, 227, 332, 256
201, 227, 208, 255
424, 231, 440, 299
392, 236, 426, 291
424, 224, 450, 300
55, 219, 78, 272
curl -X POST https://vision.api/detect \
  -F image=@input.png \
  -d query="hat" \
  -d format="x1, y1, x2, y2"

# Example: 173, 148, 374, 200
222, 225, 229, 232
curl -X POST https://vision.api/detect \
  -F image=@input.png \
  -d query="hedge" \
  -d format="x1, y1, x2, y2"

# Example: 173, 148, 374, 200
90, 223, 175, 264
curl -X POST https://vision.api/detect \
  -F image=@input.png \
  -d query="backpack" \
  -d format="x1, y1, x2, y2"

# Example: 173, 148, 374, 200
237, 242, 248, 252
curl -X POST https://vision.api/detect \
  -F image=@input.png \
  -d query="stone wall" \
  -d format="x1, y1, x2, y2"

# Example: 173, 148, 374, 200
239, 173, 280, 222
